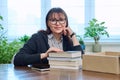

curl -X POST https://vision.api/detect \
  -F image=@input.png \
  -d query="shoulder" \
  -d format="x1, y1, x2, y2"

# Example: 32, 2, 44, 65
38, 30, 48, 38
31, 30, 47, 38
27, 30, 48, 44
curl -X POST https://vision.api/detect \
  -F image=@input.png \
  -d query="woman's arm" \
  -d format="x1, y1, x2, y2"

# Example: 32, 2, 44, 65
13, 33, 46, 66
63, 26, 80, 46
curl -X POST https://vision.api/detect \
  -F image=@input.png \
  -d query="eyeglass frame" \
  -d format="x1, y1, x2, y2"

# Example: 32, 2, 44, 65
48, 18, 66, 25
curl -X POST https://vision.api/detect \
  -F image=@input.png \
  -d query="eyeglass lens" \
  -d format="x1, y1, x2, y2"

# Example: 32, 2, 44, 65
49, 19, 65, 24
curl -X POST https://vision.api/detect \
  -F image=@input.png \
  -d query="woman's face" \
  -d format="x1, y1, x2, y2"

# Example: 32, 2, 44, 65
48, 13, 66, 34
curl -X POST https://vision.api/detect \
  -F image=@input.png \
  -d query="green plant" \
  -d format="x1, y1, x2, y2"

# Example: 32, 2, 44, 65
84, 18, 109, 43
0, 39, 23, 63
0, 16, 3, 27
76, 35, 84, 45
0, 15, 4, 40
19, 35, 30, 43
76, 35, 85, 50
0, 15, 23, 63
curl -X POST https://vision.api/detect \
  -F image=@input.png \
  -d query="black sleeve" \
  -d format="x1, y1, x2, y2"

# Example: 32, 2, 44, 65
73, 45, 84, 54
63, 36, 84, 54
13, 33, 43, 66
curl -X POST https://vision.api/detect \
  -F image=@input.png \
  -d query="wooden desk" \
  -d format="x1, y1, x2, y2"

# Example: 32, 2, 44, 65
0, 64, 119, 80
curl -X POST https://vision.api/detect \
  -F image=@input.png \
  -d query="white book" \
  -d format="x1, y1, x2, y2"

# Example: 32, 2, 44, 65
50, 65, 82, 70
49, 59, 82, 67
49, 51, 81, 58
48, 57, 81, 61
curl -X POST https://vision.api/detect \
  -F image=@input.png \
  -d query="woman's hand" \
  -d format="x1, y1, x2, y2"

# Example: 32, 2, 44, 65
63, 26, 74, 37
41, 47, 63, 59
46, 47, 63, 54
63, 26, 80, 46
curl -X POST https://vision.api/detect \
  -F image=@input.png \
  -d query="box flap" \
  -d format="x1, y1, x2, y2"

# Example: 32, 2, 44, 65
105, 52, 120, 56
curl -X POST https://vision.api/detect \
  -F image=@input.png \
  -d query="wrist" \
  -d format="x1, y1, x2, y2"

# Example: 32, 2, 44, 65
70, 32, 75, 38
41, 53, 48, 59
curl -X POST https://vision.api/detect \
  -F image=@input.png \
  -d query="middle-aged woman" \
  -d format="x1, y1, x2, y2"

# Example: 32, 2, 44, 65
13, 7, 84, 66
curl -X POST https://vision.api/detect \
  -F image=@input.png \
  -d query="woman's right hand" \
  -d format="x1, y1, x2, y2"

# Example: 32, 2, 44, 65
46, 47, 63, 54
41, 47, 63, 59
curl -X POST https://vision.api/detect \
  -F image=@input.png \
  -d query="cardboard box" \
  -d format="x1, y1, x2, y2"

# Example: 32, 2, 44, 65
82, 52, 120, 74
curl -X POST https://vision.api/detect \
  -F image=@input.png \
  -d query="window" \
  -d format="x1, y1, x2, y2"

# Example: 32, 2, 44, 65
95, 0, 120, 40
8, 0, 41, 40
7, 0, 85, 40
4, 0, 120, 41
51, 0, 85, 35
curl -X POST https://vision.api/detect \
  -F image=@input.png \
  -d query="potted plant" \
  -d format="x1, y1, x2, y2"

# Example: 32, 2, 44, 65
76, 35, 85, 51
84, 18, 109, 52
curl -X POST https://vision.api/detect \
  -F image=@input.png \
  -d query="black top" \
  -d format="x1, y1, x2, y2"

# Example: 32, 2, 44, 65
13, 31, 83, 66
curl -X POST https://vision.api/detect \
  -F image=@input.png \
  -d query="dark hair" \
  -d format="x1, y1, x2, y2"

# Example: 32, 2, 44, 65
45, 7, 68, 34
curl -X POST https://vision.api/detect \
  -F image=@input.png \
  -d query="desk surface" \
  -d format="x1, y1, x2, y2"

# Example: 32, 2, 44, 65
0, 64, 119, 80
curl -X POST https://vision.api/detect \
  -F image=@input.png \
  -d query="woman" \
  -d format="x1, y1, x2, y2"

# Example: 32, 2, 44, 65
13, 7, 84, 66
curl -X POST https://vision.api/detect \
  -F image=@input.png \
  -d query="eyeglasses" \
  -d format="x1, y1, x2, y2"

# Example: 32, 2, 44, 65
49, 19, 66, 25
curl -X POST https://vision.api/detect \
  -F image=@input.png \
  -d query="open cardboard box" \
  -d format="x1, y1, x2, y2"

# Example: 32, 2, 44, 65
82, 52, 120, 74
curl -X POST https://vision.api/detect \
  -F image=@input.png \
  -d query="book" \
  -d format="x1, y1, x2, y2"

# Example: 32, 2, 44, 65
49, 51, 81, 58
48, 57, 81, 61
50, 65, 82, 70
49, 59, 82, 67
48, 51, 82, 70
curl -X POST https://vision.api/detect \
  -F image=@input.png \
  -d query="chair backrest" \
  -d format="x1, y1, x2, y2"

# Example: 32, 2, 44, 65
11, 53, 16, 64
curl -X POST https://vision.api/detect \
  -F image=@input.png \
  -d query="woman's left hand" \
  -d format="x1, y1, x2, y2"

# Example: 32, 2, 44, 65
63, 26, 73, 37
63, 26, 80, 46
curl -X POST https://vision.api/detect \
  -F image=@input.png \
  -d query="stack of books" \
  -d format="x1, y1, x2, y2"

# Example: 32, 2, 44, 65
48, 51, 82, 69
